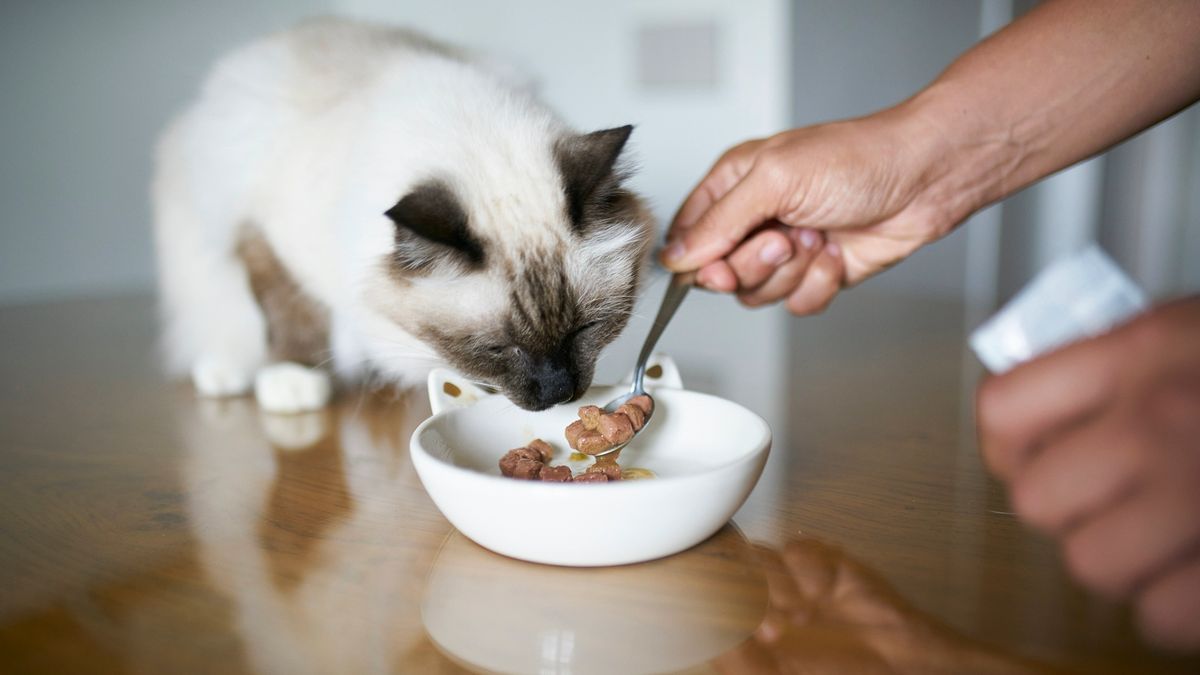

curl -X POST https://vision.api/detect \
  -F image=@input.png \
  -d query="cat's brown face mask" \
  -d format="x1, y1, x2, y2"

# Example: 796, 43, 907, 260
380, 126, 654, 410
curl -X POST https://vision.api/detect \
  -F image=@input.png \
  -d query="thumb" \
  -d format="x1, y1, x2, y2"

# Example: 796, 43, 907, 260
661, 170, 774, 272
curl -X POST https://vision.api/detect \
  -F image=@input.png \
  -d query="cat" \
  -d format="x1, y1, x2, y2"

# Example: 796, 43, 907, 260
153, 17, 655, 413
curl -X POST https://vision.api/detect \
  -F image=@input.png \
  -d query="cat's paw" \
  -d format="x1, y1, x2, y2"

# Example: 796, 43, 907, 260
192, 357, 254, 397
254, 362, 332, 414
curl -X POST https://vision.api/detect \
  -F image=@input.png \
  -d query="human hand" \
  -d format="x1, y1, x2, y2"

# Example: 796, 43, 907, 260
977, 295, 1200, 651
661, 108, 964, 315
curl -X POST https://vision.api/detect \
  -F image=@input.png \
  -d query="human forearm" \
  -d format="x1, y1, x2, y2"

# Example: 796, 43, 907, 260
901, 0, 1200, 227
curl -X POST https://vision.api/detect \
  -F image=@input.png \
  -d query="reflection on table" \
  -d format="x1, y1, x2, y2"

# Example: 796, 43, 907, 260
2, 296, 1198, 674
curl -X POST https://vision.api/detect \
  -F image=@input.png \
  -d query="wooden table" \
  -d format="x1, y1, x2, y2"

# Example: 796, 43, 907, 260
1, 294, 1196, 674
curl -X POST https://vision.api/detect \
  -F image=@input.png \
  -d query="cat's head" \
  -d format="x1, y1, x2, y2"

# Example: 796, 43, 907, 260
362, 125, 654, 410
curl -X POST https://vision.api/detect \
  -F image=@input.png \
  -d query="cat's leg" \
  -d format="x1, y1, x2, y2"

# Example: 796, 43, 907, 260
235, 228, 333, 413
154, 128, 268, 397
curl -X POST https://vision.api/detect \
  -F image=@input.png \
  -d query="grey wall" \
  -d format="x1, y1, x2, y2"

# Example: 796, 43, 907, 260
0, 0, 326, 305
2, 0, 985, 307
790, 0, 983, 301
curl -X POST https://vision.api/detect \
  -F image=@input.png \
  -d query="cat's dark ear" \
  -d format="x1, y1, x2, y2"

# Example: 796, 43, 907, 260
555, 125, 633, 228
385, 180, 484, 272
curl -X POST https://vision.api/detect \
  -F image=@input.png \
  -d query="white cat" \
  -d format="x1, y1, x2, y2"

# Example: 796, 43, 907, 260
154, 17, 654, 413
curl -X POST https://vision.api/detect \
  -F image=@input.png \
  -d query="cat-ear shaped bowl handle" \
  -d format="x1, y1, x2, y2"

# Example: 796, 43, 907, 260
427, 354, 682, 416
427, 370, 493, 416
619, 353, 682, 390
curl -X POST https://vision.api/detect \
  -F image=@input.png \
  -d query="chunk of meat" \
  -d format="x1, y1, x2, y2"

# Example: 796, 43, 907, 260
617, 403, 645, 431
572, 471, 609, 483
578, 405, 603, 431
586, 461, 622, 481
598, 412, 634, 445
576, 430, 613, 455
528, 438, 554, 462
539, 464, 572, 482
564, 420, 586, 450
511, 458, 544, 480
627, 395, 653, 416
499, 447, 542, 477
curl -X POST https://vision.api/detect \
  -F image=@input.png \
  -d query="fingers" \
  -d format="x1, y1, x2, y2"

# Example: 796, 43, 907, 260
1010, 415, 1147, 534
662, 169, 775, 272
1136, 557, 1200, 651
781, 539, 839, 602
1060, 478, 1200, 599
976, 333, 1120, 481
754, 544, 804, 617
669, 140, 763, 236
696, 260, 738, 293
739, 228, 822, 307
784, 243, 844, 316
671, 177, 727, 242
723, 227, 794, 291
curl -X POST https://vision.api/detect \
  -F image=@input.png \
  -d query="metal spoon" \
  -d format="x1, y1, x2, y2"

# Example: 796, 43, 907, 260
593, 271, 695, 457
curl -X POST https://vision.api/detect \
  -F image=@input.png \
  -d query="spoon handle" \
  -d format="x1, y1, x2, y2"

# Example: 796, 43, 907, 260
632, 271, 696, 395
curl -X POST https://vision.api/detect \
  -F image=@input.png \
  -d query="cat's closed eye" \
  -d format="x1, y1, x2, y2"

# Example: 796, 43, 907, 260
574, 320, 602, 335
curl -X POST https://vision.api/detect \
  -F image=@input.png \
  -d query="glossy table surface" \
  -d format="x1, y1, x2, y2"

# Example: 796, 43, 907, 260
1, 294, 1197, 674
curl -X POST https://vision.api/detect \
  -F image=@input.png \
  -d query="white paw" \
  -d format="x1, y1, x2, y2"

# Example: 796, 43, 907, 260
192, 357, 254, 397
254, 362, 332, 414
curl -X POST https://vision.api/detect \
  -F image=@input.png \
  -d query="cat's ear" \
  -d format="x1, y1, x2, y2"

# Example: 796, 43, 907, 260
385, 180, 484, 271
555, 125, 634, 228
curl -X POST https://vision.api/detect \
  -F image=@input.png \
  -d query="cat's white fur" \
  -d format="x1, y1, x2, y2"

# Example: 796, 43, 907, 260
154, 18, 650, 412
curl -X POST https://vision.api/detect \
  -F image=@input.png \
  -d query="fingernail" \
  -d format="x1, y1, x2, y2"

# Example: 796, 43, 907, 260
759, 240, 791, 266
825, 242, 841, 258
695, 269, 713, 289
662, 242, 685, 263
799, 229, 819, 249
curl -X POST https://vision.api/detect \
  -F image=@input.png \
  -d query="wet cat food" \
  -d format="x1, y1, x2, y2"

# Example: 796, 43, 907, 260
539, 464, 573, 482
511, 457, 543, 480
498, 438, 631, 483
498, 446, 543, 477
565, 395, 653, 456
585, 460, 623, 481
527, 438, 554, 462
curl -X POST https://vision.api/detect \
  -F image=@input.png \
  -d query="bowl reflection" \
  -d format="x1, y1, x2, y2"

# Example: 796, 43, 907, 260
421, 525, 767, 675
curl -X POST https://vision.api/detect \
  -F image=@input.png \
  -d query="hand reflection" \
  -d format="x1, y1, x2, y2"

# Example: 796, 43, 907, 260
714, 539, 1054, 675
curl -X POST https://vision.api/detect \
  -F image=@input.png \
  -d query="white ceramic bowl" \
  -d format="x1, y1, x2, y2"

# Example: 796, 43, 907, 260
410, 359, 771, 566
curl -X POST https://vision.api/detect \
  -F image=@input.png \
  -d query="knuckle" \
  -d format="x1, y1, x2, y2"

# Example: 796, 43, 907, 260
755, 149, 791, 185
722, 141, 755, 161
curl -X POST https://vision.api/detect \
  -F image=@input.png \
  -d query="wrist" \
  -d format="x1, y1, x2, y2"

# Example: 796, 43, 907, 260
886, 81, 1034, 233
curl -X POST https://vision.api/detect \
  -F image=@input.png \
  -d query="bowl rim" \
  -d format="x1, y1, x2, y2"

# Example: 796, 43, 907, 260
410, 387, 772, 490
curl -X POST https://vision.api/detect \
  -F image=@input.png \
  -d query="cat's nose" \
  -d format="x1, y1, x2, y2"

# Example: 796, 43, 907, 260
526, 355, 577, 410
